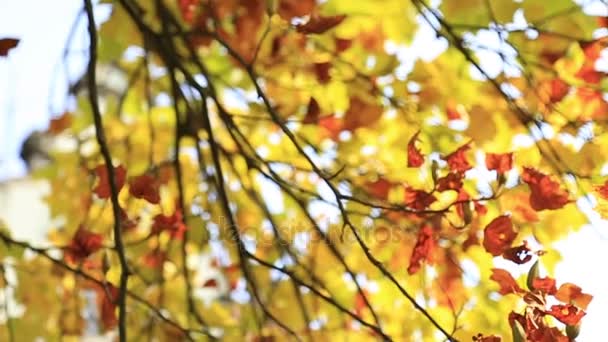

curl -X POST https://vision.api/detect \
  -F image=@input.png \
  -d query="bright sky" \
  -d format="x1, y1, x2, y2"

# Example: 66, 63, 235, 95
1, 0, 608, 340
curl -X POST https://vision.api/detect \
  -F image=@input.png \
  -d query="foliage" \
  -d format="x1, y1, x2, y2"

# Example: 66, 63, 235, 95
3, 0, 608, 340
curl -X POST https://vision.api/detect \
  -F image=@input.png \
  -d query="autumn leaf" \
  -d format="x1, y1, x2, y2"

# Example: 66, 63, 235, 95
343, 97, 383, 131
531, 277, 557, 295
93, 164, 127, 199
546, 304, 586, 326
555, 283, 593, 310
404, 187, 436, 210
485, 153, 513, 174
278, 0, 315, 20
64, 226, 104, 264
483, 215, 516, 256
436, 172, 463, 191
142, 250, 167, 268
152, 210, 187, 239
546, 78, 570, 103
296, 14, 346, 34
594, 180, 608, 199
202, 278, 219, 288
407, 131, 424, 167
490, 268, 523, 295
313, 62, 331, 83
129, 174, 160, 204
48, 112, 72, 135
502, 242, 532, 264
521, 168, 569, 211
407, 225, 435, 275
365, 178, 392, 200
96, 283, 120, 330
303, 97, 321, 124
0, 38, 19, 56
443, 143, 472, 172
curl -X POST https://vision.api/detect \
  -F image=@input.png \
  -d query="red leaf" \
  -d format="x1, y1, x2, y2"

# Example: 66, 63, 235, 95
546, 304, 586, 326
490, 268, 523, 295
119, 207, 138, 231
407, 131, 424, 167
365, 178, 392, 200
485, 153, 513, 174
93, 164, 127, 199
483, 216, 517, 256
277, 0, 315, 20
404, 187, 436, 210
178, 0, 199, 23
97, 284, 120, 330
142, 250, 166, 268
532, 277, 557, 295
303, 97, 321, 124
296, 15, 346, 34
64, 226, 104, 264
502, 242, 532, 264
594, 180, 608, 199
335, 37, 352, 52
407, 225, 435, 275
152, 211, 187, 239
548, 78, 570, 103
555, 283, 593, 310
202, 278, 219, 288
129, 174, 160, 204
0, 38, 19, 57
313, 62, 331, 83
436, 172, 463, 192
443, 143, 472, 172
521, 168, 569, 211
446, 102, 464, 120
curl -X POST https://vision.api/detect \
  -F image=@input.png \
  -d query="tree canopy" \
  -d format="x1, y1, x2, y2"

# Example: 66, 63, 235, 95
1, 0, 608, 340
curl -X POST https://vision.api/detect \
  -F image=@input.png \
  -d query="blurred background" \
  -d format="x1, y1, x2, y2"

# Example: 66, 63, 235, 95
1, 0, 608, 340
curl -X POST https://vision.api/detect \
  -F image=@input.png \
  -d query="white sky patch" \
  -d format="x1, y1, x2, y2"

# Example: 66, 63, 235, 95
256, 173, 284, 214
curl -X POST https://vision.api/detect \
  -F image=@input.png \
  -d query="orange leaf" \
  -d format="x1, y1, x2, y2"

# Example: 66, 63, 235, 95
407, 225, 435, 275
48, 112, 72, 135
485, 153, 513, 174
129, 174, 160, 204
64, 226, 104, 264
521, 167, 569, 211
483, 215, 516, 256
296, 15, 346, 34
443, 143, 472, 172
532, 277, 557, 295
546, 304, 586, 326
318, 116, 343, 140
365, 178, 392, 200
490, 268, 523, 295
555, 283, 593, 310
93, 164, 127, 199
343, 97, 383, 131
0, 38, 19, 56
407, 131, 424, 167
